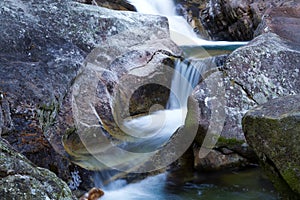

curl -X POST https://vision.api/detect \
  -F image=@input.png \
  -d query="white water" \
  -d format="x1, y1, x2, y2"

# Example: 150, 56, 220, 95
100, 173, 174, 200
122, 59, 201, 152
95, 47, 204, 199
128, 0, 247, 46
94, 60, 202, 199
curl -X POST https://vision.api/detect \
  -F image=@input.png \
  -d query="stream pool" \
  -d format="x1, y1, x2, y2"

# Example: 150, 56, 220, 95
100, 167, 279, 200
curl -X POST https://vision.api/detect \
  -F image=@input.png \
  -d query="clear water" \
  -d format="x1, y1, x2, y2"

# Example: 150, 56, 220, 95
100, 168, 279, 200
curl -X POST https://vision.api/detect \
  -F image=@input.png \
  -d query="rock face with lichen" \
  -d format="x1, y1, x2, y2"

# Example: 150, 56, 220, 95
0, 138, 75, 200
60, 41, 182, 170
243, 95, 300, 199
220, 32, 300, 140
192, 4, 300, 142
0, 0, 179, 185
0, 0, 183, 172
189, 5, 300, 171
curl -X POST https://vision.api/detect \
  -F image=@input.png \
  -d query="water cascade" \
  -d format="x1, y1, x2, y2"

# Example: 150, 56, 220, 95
89, 2, 279, 199
128, 0, 247, 46
94, 59, 203, 198
120, 59, 202, 153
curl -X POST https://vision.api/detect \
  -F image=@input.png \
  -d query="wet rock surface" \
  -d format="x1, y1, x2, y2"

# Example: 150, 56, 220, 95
243, 95, 300, 199
176, 0, 298, 41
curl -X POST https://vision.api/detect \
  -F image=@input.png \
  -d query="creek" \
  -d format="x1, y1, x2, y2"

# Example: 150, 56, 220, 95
93, 1, 279, 199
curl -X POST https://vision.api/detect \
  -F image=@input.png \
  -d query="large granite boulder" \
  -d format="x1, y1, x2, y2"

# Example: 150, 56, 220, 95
190, 5, 300, 169
0, 0, 177, 180
243, 95, 300, 199
0, 137, 75, 199
192, 32, 300, 143
59, 35, 182, 171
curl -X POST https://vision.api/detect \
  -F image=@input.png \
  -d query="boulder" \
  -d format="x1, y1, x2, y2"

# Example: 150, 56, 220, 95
190, 6, 300, 168
0, 0, 176, 179
0, 137, 75, 199
194, 148, 248, 171
243, 95, 300, 199
219, 32, 300, 140
60, 29, 182, 171
255, 6, 300, 48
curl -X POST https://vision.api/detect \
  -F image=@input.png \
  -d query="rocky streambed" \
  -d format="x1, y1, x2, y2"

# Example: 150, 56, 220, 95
0, 0, 299, 199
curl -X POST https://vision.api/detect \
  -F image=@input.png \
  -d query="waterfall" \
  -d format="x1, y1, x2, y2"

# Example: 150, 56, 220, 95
128, 0, 248, 46
167, 59, 201, 109
121, 59, 202, 153
93, 59, 203, 198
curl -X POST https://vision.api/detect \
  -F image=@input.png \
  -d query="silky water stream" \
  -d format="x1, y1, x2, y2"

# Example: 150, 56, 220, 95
91, 0, 279, 199
93, 57, 278, 200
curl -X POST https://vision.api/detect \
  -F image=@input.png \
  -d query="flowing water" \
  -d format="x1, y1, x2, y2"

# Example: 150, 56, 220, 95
121, 59, 202, 152
127, 0, 247, 46
92, 1, 279, 199
98, 168, 278, 200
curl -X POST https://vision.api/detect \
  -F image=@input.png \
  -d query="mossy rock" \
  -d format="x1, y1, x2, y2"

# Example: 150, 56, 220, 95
243, 95, 300, 199
0, 138, 75, 200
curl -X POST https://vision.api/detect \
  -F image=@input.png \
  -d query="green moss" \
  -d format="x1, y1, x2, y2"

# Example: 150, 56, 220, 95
216, 137, 244, 147
37, 101, 59, 130
282, 167, 300, 193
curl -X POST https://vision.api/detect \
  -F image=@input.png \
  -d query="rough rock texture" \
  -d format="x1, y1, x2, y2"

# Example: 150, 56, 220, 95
255, 6, 300, 48
0, 0, 176, 182
60, 28, 182, 171
194, 148, 248, 171
0, 0, 86, 179
16, 0, 183, 172
220, 32, 300, 140
177, 0, 298, 41
243, 95, 300, 199
191, 6, 300, 161
200, 0, 258, 41
0, 137, 75, 200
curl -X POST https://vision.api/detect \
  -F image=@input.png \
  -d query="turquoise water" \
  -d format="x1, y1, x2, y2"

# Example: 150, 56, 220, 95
101, 168, 279, 200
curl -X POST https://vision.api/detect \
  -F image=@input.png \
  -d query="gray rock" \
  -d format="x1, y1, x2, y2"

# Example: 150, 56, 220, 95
190, 8, 300, 169
60, 26, 182, 171
255, 5, 300, 49
192, 32, 300, 144
194, 148, 248, 171
243, 95, 300, 199
220, 32, 300, 140
0, 0, 174, 177
0, 137, 75, 200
